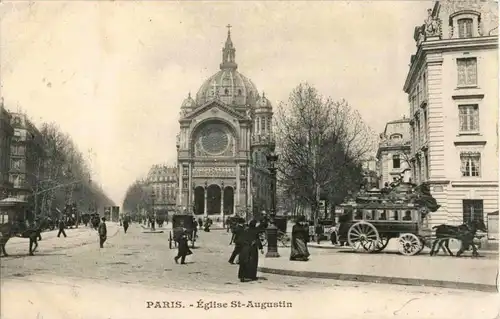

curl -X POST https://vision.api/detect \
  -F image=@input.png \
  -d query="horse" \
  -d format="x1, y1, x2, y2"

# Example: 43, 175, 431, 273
0, 223, 41, 256
430, 220, 487, 257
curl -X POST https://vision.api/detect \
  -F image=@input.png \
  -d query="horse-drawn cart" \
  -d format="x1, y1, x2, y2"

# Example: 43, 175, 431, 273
337, 183, 441, 256
168, 214, 196, 249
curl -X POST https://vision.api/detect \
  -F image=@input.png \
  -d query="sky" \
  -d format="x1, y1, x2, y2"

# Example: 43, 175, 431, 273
0, 0, 433, 205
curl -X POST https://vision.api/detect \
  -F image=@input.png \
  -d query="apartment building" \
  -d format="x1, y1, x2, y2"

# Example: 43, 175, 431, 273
376, 118, 412, 188
403, 0, 498, 226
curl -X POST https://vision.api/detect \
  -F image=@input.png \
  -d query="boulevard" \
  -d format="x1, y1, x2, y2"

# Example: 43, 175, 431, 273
1, 224, 498, 319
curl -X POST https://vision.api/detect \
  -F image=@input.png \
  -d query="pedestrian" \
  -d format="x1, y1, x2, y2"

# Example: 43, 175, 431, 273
198, 218, 203, 230
238, 220, 263, 282
57, 218, 67, 238
192, 218, 198, 239
33, 218, 42, 241
123, 217, 129, 234
229, 218, 245, 264
204, 217, 212, 232
98, 217, 107, 248
315, 223, 324, 244
290, 216, 310, 261
150, 217, 155, 231
174, 229, 192, 264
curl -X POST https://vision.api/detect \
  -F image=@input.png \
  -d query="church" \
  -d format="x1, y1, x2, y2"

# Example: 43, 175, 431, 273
175, 26, 275, 220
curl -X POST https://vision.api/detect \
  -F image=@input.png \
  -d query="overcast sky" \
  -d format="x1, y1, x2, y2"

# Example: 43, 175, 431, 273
1, 0, 433, 205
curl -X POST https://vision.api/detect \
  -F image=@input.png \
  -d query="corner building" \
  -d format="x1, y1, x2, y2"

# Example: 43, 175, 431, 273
176, 28, 275, 220
403, 0, 498, 227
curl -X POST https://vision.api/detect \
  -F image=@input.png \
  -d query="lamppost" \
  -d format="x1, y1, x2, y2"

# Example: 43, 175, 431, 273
265, 151, 279, 258
151, 190, 156, 230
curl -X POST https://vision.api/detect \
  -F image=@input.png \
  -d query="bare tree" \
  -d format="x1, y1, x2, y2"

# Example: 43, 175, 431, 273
38, 123, 113, 217
275, 83, 376, 224
122, 180, 150, 215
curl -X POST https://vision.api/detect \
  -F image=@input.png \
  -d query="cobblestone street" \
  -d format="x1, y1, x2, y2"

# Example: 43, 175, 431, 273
2, 224, 498, 319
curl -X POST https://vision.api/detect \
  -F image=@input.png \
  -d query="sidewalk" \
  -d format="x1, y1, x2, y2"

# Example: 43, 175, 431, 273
5, 223, 120, 255
308, 239, 499, 256
258, 247, 499, 292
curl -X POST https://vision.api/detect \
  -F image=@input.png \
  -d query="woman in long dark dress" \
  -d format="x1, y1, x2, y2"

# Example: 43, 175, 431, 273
290, 216, 310, 261
238, 220, 263, 282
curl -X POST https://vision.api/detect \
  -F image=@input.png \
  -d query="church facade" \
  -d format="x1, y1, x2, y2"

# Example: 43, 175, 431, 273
176, 27, 275, 220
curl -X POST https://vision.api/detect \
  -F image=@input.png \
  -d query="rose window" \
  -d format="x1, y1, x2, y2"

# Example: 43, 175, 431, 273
200, 126, 229, 155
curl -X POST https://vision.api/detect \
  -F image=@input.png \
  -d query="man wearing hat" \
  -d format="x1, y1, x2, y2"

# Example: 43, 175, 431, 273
98, 217, 107, 248
228, 218, 245, 264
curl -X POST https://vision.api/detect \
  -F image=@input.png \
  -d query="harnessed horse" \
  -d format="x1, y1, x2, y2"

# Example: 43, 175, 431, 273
0, 223, 41, 256
430, 220, 487, 257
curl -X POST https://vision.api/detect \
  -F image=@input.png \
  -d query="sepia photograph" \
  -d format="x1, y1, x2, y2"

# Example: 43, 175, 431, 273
0, 1, 498, 318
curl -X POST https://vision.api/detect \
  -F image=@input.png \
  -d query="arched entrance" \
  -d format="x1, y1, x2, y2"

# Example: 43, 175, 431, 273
223, 186, 234, 215
206, 184, 221, 215
194, 186, 205, 215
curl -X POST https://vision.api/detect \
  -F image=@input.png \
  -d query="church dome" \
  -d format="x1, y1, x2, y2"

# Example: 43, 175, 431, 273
195, 27, 259, 108
181, 93, 196, 109
195, 69, 258, 107
255, 92, 272, 110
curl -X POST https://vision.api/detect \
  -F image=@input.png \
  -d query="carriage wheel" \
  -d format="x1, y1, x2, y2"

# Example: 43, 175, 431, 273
398, 233, 423, 256
280, 234, 290, 247
347, 221, 380, 252
362, 237, 389, 253
260, 233, 268, 247
168, 232, 173, 249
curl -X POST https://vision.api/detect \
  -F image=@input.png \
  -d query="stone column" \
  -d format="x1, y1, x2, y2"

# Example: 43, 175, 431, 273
188, 162, 192, 212
220, 183, 224, 220
247, 165, 252, 217
236, 164, 240, 210
204, 187, 208, 217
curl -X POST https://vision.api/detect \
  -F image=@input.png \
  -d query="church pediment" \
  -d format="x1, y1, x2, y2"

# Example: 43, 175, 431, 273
181, 100, 247, 122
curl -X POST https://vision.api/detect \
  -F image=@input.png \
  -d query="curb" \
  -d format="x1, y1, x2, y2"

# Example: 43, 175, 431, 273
257, 267, 499, 293
307, 244, 499, 256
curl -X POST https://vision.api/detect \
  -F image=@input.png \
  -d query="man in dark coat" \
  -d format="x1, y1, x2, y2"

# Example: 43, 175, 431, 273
123, 216, 129, 233
57, 218, 67, 238
98, 217, 107, 248
174, 229, 192, 264
238, 220, 263, 282
228, 219, 245, 264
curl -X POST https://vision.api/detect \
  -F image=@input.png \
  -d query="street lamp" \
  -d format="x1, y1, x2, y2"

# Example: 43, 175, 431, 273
151, 190, 156, 230
265, 151, 279, 258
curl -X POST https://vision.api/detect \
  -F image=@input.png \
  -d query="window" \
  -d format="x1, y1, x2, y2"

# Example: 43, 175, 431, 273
424, 152, 429, 180
238, 89, 242, 96
458, 18, 473, 38
463, 199, 483, 223
460, 153, 480, 177
392, 154, 401, 169
458, 105, 479, 132
390, 134, 402, 140
261, 118, 265, 132
224, 88, 229, 95
423, 108, 428, 142
457, 58, 477, 87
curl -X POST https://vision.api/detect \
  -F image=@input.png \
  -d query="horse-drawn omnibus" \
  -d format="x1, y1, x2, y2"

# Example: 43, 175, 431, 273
168, 214, 196, 249
337, 182, 441, 256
